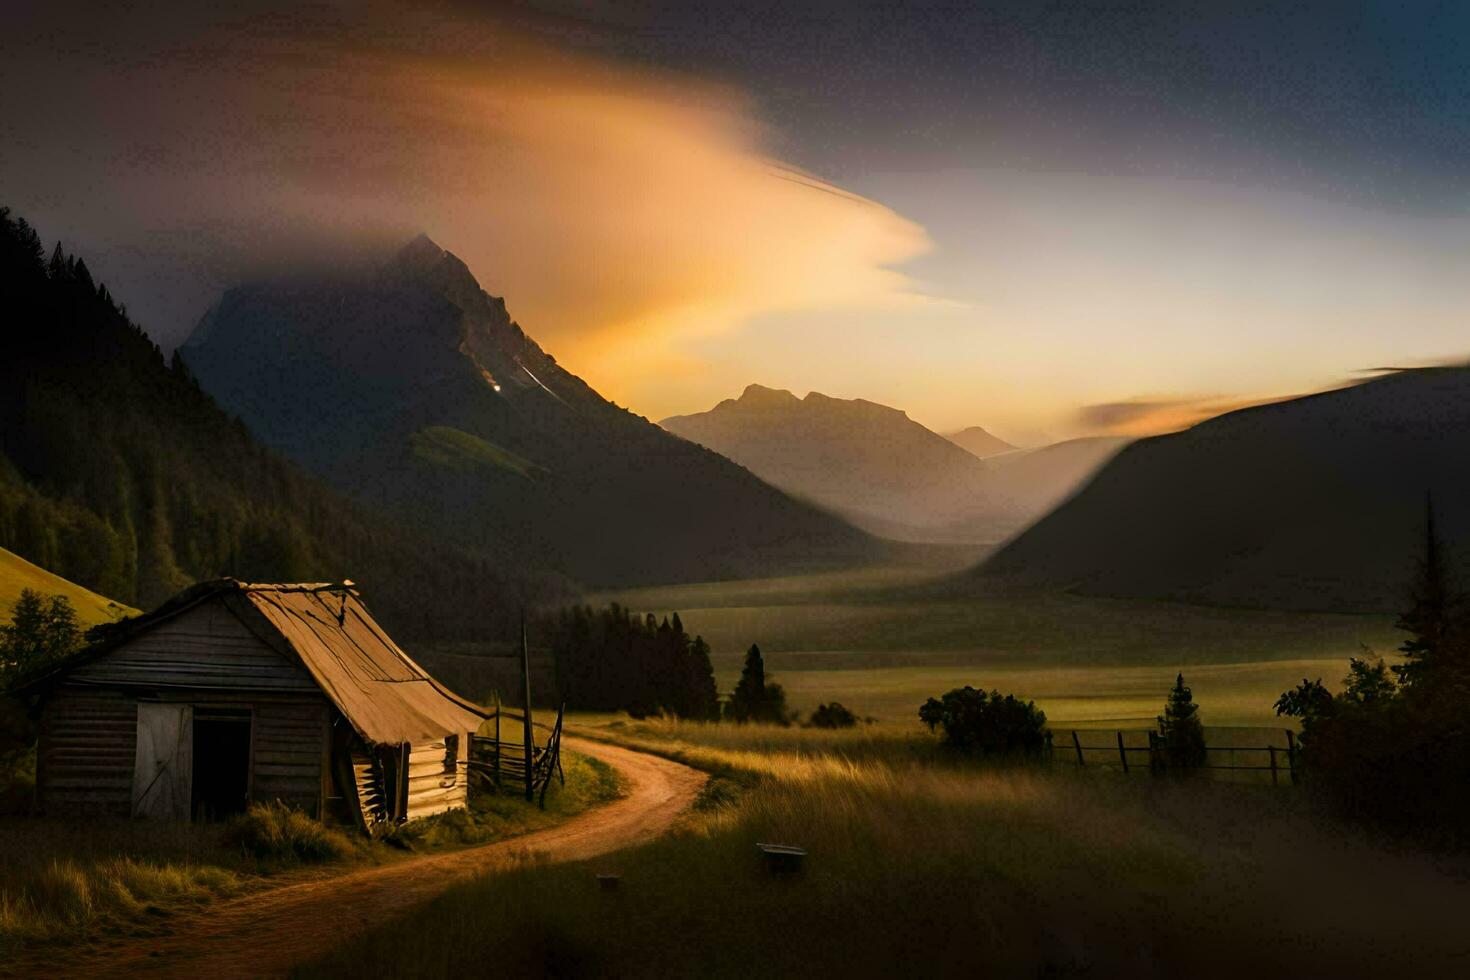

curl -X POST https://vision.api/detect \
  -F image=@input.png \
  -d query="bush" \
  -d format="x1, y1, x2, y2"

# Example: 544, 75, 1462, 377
919, 687, 1047, 756
222, 801, 355, 863
807, 702, 858, 729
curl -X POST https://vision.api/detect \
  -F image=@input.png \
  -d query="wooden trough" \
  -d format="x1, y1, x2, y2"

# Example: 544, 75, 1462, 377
756, 843, 807, 875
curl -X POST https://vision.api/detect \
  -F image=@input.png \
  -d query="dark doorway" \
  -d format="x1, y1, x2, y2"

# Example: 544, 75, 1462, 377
192, 709, 252, 821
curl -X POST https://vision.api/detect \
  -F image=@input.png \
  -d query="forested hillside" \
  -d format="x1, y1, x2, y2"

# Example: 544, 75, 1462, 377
0, 208, 550, 640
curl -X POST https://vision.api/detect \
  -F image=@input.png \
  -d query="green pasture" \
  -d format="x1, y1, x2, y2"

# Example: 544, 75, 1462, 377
592, 564, 1397, 727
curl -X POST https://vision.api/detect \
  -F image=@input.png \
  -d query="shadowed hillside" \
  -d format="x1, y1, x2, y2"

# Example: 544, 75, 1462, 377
181, 239, 883, 587
977, 369, 1470, 610
0, 207, 545, 641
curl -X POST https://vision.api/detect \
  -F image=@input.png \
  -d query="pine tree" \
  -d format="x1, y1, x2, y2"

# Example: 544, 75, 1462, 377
727, 643, 786, 723
1394, 497, 1462, 695
685, 634, 719, 720
1157, 672, 1207, 773
727, 643, 765, 721
1, 589, 81, 682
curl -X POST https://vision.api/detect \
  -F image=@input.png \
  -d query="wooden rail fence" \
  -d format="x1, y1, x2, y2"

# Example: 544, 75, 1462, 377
1048, 727, 1300, 784
466, 701, 566, 807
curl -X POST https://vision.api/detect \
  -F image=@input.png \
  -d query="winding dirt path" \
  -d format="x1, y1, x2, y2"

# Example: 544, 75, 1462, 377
44, 737, 704, 979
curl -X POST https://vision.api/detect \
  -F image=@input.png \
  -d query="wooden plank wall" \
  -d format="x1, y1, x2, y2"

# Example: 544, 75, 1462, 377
38, 687, 136, 816
404, 734, 468, 821
70, 599, 318, 692
251, 701, 331, 815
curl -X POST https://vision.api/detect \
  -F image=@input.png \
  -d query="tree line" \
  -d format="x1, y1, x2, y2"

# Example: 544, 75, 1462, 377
543, 604, 859, 726
544, 604, 720, 720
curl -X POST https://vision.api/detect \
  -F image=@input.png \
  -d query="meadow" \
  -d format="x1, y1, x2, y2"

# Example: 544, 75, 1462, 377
592, 562, 1399, 727
299, 718, 1470, 978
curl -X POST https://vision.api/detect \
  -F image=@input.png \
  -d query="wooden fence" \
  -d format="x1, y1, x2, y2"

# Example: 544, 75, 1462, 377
1047, 727, 1300, 785
467, 701, 566, 807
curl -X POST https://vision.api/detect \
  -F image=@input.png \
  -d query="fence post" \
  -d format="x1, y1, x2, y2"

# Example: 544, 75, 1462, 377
493, 692, 502, 790
1268, 744, 1278, 786
1044, 729, 1054, 765
1285, 729, 1298, 785
1148, 731, 1160, 775
1072, 730, 1085, 767
1116, 730, 1129, 773
520, 615, 535, 802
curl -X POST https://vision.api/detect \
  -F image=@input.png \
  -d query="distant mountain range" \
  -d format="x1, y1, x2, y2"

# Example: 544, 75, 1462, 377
662, 386, 1124, 544
180, 237, 884, 587
976, 368, 1470, 611
945, 426, 1016, 458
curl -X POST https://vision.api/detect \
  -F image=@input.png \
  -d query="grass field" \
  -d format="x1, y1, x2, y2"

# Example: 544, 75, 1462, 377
0, 546, 136, 628
591, 563, 1398, 727
0, 750, 620, 953
301, 718, 1470, 979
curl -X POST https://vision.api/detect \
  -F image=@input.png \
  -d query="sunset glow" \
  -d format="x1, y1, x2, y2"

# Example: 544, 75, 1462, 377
4, 2, 1467, 441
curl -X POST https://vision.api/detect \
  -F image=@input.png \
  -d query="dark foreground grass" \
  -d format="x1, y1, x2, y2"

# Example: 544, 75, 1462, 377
0, 750, 621, 954
300, 722, 1470, 979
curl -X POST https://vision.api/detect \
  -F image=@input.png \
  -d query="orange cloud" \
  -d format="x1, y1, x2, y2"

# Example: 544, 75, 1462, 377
1075, 394, 1304, 437
2, 3, 929, 409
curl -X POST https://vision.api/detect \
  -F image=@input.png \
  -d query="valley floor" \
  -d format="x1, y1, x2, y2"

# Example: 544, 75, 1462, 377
591, 563, 1398, 727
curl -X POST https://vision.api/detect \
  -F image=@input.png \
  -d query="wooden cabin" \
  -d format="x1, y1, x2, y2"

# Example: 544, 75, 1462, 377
27, 580, 486, 830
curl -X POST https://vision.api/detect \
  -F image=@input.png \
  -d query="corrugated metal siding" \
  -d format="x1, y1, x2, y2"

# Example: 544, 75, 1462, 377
69, 600, 317, 692
404, 735, 467, 821
38, 687, 136, 816
249, 701, 330, 814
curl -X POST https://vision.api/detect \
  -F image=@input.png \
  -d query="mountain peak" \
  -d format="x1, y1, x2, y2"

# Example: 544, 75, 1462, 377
395, 233, 446, 272
946, 425, 1018, 459
738, 384, 801, 406
390, 234, 499, 323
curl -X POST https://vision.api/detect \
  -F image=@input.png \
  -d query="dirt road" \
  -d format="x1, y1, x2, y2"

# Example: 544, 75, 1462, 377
46, 737, 704, 978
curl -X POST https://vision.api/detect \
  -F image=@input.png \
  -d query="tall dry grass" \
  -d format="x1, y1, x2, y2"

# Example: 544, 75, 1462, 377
301, 719, 1470, 978
0, 748, 620, 954
0, 855, 240, 947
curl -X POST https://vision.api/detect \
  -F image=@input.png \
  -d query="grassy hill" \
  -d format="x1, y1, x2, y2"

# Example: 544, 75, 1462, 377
0, 546, 135, 627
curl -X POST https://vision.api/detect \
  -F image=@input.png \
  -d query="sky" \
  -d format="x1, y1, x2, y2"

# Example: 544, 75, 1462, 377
3, 1, 1468, 444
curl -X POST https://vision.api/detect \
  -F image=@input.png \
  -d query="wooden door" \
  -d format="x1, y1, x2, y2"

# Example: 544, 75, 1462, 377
132, 703, 193, 820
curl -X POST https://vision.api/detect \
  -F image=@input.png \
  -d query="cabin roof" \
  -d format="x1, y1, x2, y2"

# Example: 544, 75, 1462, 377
28, 579, 486, 745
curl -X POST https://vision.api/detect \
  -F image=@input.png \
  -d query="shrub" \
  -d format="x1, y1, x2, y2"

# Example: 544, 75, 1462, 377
918, 687, 1047, 756
223, 801, 355, 863
807, 702, 858, 729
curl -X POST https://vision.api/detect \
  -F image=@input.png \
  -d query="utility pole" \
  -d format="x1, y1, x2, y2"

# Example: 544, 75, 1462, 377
520, 612, 535, 802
